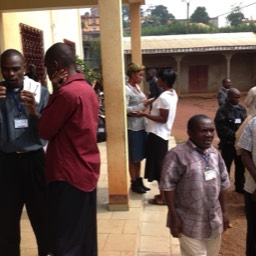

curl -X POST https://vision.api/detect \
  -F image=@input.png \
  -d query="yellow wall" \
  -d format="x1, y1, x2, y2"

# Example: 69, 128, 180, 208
0, 9, 83, 88
1, 9, 83, 57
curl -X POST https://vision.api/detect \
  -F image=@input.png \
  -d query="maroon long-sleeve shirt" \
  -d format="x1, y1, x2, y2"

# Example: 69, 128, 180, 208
38, 73, 100, 192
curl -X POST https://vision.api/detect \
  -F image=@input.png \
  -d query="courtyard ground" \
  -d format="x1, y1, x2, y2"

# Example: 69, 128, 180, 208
172, 95, 246, 256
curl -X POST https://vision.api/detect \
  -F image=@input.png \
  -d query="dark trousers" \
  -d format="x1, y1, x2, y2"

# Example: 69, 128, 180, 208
220, 143, 245, 191
48, 181, 97, 256
0, 149, 49, 256
244, 191, 256, 256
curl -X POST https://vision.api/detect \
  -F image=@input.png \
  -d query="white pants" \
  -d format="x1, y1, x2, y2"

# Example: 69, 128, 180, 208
179, 234, 221, 256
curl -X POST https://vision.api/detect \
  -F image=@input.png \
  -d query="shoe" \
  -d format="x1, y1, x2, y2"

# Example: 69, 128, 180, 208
148, 197, 167, 205
137, 177, 151, 191
235, 188, 244, 194
131, 180, 146, 194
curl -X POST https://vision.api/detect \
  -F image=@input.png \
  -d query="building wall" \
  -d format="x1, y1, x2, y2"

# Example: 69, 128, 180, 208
126, 51, 256, 95
1, 9, 83, 56
231, 52, 255, 90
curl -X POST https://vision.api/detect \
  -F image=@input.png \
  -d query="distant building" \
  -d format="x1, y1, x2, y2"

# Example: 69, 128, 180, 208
123, 32, 256, 95
81, 7, 100, 66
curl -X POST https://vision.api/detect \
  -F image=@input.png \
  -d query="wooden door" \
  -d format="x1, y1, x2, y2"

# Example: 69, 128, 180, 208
188, 65, 208, 93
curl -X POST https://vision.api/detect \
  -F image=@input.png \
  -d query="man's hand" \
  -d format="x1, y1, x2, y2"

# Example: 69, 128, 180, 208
20, 90, 37, 116
0, 85, 6, 99
169, 214, 182, 238
222, 211, 231, 231
51, 69, 68, 92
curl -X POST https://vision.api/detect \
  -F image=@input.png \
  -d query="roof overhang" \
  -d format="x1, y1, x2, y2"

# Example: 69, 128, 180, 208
0, 0, 145, 12
123, 32, 256, 54
124, 45, 256, 54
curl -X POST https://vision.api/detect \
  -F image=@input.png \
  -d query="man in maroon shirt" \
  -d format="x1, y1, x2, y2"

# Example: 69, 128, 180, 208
38, 42, 100, 256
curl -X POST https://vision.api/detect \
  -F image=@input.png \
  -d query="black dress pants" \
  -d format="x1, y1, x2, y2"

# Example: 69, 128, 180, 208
48, 181, 97, 256
0, 149, 50, 256
220, 143, 245, 191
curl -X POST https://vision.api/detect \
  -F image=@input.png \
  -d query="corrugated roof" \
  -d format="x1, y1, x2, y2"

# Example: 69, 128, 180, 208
123, 32, 256, 54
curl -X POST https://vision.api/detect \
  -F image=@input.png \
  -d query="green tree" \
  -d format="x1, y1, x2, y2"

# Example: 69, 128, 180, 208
147, 5, 175, 25
227, 6, 245, 27
122, 6, 130, 20
75, 56, 101, 84
190, 7, 210, 24
122, 6, 130, 28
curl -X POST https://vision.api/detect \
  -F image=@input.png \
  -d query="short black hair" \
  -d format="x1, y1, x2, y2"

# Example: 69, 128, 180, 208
157, 69, 176, 88
222, 78, 230, 84
0, 49, 24, 66
187, 114, 211, 131
44, 42, 76, 69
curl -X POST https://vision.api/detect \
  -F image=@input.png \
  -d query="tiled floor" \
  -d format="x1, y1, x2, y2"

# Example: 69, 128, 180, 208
20, 138, 180, 256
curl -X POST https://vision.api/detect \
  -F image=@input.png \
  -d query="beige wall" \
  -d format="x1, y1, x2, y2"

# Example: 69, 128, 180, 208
1, 9, 83, 57
126, 51, 256, 95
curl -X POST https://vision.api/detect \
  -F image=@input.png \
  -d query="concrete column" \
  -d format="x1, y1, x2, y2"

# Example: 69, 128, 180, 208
223, 52, 234, 78
98, 0, 129, 210
0, 12, 5, 51
0, 12, 4, 80
130, 3, 142, 65
174, 54, 184, 96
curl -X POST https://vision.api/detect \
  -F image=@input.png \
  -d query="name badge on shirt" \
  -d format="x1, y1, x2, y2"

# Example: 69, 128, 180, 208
204, 169, 217, 181
235, 118, 242, 124
14, 118, 28, 128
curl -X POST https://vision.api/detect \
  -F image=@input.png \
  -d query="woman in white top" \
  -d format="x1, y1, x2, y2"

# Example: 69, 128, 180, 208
138, 68, 178, 204
126, 63, 153, 194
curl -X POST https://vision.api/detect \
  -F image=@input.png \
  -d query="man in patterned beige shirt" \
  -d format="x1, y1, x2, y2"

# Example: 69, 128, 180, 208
160, 114, 230, 256
237, 117, 256, 256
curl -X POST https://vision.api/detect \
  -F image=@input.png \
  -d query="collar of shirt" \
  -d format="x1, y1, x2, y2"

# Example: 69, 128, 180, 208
61, 73, 86, 87
187, 139, 215, 155
226, 102, 242, 111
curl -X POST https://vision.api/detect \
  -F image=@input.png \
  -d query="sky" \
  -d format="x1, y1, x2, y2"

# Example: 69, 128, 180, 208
143, 0, 256, 26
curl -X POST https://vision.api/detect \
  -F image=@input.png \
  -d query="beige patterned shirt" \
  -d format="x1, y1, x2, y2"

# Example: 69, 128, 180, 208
160, 140, 230, 240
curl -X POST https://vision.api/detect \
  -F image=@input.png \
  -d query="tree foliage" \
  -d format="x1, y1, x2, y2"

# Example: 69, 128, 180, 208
122, 6, 130, 28
226, 6, 245, 27
145, 5, 175, 25
135, 21, 256, 37
75, 56, 101, 84
190, 7, 210, 24
120, 3, 255, 36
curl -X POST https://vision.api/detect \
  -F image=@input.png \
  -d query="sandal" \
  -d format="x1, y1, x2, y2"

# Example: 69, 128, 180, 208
154, 194, 161, 200
148, 197, 167, 205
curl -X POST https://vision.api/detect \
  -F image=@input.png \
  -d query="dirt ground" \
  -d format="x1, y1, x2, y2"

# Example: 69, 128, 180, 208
172, 96, 246, 256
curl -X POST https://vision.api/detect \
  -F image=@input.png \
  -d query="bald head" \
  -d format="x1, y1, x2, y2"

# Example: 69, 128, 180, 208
227, 88, 240, 105
222, 78, 231, 89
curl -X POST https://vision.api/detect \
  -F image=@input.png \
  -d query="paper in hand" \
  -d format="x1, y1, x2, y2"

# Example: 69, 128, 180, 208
23, 76, 41, 104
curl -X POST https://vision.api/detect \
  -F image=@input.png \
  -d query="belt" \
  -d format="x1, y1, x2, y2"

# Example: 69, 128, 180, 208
0, 149, 42, 156
16, 150, 27, 154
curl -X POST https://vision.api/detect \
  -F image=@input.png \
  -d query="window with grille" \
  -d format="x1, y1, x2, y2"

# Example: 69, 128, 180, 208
20, 23, 46, 86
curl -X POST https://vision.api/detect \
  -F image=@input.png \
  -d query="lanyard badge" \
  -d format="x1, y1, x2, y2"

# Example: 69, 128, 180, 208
12, 91, 29, 129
